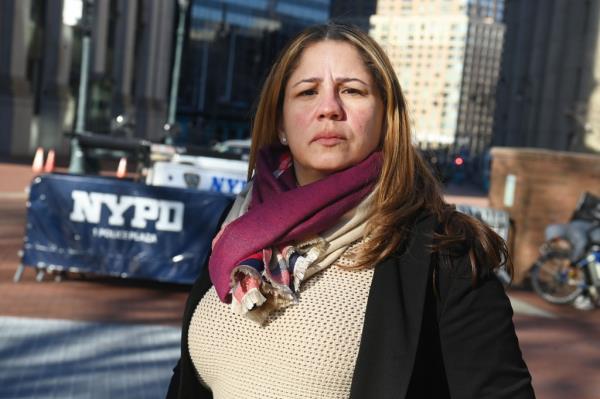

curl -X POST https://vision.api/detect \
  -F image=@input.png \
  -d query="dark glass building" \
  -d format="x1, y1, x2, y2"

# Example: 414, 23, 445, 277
177, 0, 331, 146
329, 0, 377, 32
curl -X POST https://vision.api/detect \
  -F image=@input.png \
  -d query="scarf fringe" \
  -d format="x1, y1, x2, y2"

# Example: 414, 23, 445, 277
291, 245, 323, 292
230, 288, 266, 315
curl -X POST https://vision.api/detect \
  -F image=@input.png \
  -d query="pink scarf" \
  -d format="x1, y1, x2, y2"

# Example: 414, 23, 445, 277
208, 144, 382, 306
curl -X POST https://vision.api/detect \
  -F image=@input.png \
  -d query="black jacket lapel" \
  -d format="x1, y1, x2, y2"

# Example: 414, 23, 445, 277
350, 215, 435, 399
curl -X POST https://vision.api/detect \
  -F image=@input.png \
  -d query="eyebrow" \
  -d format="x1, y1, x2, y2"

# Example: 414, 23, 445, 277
292, 77, 369, 87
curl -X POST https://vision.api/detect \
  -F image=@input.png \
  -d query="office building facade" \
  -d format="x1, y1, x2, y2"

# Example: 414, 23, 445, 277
455, 0, 504, 155
370, 0, 504, 155
0, 0, 177, 156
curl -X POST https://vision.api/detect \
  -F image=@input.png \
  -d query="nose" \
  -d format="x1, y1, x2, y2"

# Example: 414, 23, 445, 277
317, 89, 344, 121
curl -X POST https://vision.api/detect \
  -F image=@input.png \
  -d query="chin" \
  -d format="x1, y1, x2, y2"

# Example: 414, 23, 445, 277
313, 162, 352, 174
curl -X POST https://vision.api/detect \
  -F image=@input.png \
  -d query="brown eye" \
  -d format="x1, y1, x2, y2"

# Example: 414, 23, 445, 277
341, 87, 364, 96
299, 89, 317, 96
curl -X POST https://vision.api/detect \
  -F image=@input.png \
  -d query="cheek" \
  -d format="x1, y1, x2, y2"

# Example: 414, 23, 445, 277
286, 108, 312, 138
295, 112, 311, 127
354, 107, 382, 139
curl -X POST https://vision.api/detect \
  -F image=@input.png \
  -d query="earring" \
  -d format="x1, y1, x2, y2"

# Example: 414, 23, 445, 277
280, 136, 288, 145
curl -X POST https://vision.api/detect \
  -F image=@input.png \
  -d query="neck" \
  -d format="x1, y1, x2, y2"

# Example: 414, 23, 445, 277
294, 162, 329, 186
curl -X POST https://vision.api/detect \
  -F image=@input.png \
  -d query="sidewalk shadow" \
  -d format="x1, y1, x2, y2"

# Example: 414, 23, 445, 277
0, 317, 181, 399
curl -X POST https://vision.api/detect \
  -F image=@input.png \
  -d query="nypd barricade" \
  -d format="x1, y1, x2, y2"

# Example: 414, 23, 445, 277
19, 173, 233, 284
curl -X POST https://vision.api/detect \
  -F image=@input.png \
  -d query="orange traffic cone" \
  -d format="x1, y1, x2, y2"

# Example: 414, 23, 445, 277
44, 149, 56, 173
32, 147, 44, 174
116, 157, 127, 178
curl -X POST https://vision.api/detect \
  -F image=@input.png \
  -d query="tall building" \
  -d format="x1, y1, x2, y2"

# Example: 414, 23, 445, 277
177, 0, 331, 146
456, 0, 504, 155
370, 0, 504, 155
493, 0, 600, 154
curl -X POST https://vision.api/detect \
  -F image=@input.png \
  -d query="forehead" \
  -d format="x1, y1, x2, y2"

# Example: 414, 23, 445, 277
289, 40, 372, 81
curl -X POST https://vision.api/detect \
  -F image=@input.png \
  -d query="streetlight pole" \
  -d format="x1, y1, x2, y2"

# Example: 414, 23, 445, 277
67, 0, 94, 174
165, 0, 189, 145
75, 2, 92, 134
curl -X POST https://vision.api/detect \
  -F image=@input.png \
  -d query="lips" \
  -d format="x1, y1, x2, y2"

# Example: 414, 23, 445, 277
311, 132, 346, 146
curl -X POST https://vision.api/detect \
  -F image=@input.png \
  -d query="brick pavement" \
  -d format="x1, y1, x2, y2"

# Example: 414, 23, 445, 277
1, 162, 600, 398
509, 289, 600, 398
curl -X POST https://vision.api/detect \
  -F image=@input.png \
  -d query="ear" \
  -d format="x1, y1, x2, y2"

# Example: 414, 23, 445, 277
277, 121, 286, 143
278, 132, 288, 146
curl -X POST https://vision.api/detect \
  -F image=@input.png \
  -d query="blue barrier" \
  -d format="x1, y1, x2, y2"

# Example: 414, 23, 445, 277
456, 204, 510, 241
19, 174, 233, 284
456, 204, 512, 285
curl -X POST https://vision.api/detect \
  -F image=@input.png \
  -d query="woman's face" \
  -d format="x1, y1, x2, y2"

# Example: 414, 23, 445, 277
280, 40, 384, 186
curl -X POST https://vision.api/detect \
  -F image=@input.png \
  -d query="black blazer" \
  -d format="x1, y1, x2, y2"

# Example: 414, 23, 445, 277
167, 214, 535, 399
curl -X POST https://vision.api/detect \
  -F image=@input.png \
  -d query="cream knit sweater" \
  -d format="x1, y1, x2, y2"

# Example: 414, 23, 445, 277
188, 242, 374, 399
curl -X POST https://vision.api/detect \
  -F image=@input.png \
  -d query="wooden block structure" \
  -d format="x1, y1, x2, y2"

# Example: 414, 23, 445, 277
489, 147, 600, 283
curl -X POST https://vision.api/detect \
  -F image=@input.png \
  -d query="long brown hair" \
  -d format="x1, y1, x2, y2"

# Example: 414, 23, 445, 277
248, 23, 510, 280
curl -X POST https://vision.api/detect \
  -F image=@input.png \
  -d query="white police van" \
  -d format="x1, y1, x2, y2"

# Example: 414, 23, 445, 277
145, 140, 250, 195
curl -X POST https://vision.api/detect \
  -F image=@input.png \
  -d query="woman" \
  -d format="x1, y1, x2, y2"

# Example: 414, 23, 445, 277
167, 23, 535, 399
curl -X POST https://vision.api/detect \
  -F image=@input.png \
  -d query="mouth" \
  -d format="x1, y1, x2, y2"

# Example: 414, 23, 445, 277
311, 132, 346, 146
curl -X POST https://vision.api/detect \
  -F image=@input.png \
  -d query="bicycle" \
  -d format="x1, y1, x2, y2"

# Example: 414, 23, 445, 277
530, 237, 600, 308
